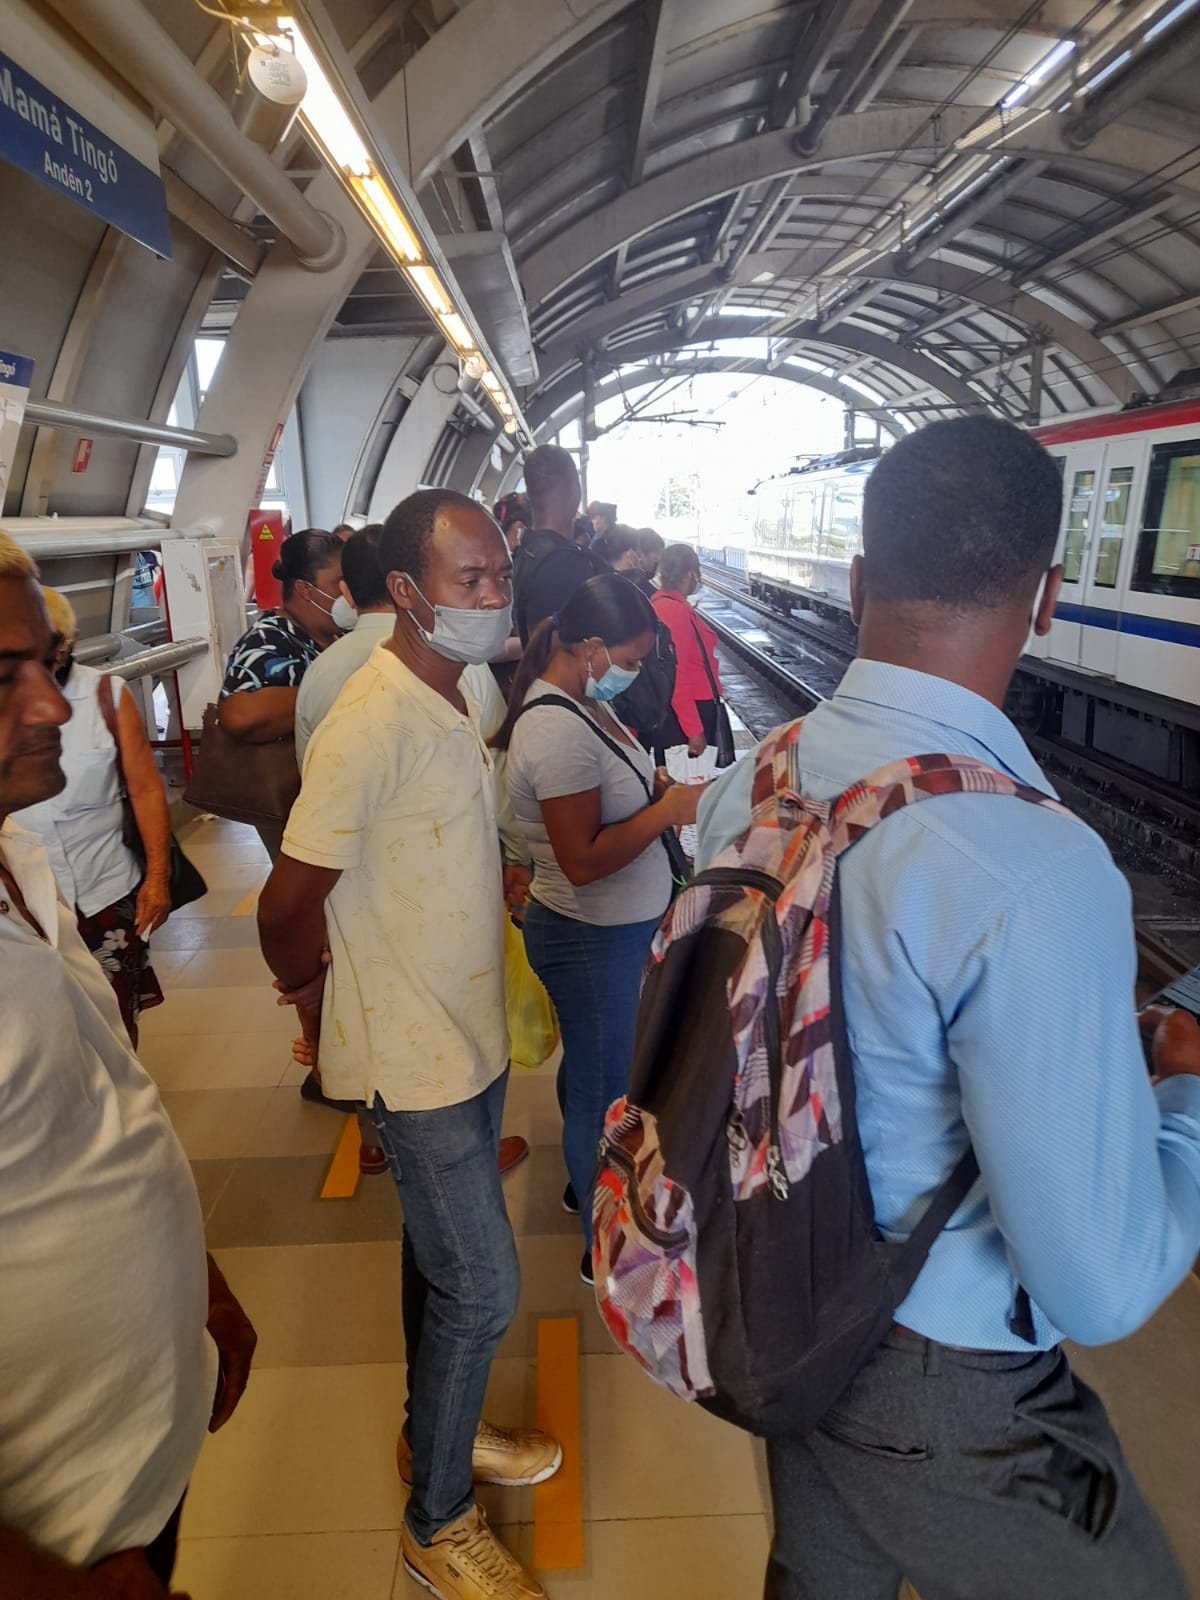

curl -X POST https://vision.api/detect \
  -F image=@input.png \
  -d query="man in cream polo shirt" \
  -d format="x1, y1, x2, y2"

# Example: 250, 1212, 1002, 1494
258, 490, 560, 1600
0, 535, 255, 1598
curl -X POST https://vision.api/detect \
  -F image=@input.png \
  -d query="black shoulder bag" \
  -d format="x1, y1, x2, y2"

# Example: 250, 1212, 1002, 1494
514, 693, 691, 894
688, 615, 736, 768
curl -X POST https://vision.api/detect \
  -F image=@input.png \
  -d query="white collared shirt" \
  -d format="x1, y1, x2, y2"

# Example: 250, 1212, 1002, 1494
11, 664, 141, 916
283, 642, 511, 1111
0, 821, 216, 1564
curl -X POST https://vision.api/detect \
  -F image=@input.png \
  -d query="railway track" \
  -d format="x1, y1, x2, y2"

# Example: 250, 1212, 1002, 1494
697, 563, 1200, 983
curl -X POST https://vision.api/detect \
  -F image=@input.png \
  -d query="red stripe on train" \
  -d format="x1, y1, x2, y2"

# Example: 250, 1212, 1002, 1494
1033, 397, 1200, 447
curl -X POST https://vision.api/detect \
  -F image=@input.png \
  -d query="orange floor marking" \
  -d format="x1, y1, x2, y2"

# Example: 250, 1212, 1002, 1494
231, 882, 262, 916
534, 1316, 585, 1571
319, 1114, 361, 1199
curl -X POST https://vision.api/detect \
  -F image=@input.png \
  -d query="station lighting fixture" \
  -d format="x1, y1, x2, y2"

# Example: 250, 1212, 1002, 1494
246, 8, 521, 434
1000, 37, 1076, 109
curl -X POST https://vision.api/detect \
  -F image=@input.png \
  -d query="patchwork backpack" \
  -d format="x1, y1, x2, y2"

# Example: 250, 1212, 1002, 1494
593, 719, 1070, 1437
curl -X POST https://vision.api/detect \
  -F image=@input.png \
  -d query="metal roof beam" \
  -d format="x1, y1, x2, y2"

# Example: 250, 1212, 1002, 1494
905, 299, 977, 339
850, 23, 919, 113
1064, 9, 1200, 151
521, 105, 981, 304
707, 185, 756, 262
520, 103, 1200, 312
628, 0, 671, 187
794, 0, 916, 157
898, 159, 1050, 274
534, 249, 1133, 406
769, 0, 856, 130
1014, 194, 1172, 287
1098, 291, 1200, 337
607, 241, 630, 301
462, 130, 506, 234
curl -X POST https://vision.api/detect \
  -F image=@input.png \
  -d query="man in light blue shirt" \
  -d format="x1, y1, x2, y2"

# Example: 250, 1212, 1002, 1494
697, 417, 1200, 1599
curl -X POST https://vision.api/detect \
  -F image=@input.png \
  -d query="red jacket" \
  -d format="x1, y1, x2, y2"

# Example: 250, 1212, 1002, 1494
652, 588, 722, 740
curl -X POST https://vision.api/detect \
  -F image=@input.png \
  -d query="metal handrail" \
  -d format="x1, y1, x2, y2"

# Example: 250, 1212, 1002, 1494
106, 638, 210, 681
23, 400, 236, 458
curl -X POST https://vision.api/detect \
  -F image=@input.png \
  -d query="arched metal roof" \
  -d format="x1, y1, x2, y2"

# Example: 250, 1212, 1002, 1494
425, 0, 1200, 431
6, 0, 1200, 529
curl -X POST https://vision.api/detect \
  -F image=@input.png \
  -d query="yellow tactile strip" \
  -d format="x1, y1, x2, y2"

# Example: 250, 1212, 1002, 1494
320, 1113, 362, 1200
534, 1316, 585, 1570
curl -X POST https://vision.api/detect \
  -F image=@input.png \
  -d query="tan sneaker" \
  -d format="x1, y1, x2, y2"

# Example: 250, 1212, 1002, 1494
397, 1420, 563, 1489
402, 1505, 547, 1599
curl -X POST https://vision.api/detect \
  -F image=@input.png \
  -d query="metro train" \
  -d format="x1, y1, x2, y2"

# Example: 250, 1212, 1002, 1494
732, 396, 1200, 783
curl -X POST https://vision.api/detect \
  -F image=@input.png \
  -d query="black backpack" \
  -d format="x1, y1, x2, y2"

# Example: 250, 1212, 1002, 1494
593, 719, 1071, 1437
612, 613, 677, 736
512, 530, 603, 644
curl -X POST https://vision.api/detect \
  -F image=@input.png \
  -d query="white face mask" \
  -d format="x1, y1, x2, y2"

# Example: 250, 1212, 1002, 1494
330, 595, 358, 633
403, 576, 513, 665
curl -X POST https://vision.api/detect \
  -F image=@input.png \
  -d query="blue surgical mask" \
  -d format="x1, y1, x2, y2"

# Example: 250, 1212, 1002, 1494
404, 576, 513, 665
586, 645, 640, 702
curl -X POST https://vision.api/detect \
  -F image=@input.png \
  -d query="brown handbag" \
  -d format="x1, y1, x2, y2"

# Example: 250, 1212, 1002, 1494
182, 703, 301, 827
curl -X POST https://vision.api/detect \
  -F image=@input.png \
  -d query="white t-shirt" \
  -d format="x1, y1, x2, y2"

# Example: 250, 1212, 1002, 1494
0, 820, 216, 1565
11, 665, 141, 916
284, 643, 511, 1112
506, 681, 671, 926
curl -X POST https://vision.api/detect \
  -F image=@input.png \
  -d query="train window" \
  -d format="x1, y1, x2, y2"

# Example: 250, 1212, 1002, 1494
1092, 465, 1133, 588
827, 481, 864, 558
1061, 469, 1094, 583
1132, 441, 1200, 598
790, 486, 817, 553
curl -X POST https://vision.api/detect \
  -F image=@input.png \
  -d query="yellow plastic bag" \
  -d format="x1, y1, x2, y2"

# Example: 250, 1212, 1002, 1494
505, 915, 560, 1070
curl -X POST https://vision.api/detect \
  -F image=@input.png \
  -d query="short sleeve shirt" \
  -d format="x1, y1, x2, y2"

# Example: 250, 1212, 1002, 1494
506, 681, 671, 926
0, 821, 216, 1565
283, 643, 509, 1112
220, 611, 320, 697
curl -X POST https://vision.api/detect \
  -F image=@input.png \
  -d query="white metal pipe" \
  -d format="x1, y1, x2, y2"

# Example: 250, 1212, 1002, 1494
6, 526, 212, 559
23, 399, 237, 457
42, 0, 343, 270
108, 639, 210, 680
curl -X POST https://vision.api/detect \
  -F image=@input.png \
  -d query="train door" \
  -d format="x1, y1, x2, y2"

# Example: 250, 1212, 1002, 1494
1048, 447, 1102, 665
1076, 444, 1144, 675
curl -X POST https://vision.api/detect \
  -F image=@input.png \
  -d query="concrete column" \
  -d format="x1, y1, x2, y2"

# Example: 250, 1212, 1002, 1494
172, 173, 374, 547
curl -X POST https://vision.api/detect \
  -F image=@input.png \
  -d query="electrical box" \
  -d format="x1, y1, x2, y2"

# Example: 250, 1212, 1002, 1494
160, 539, 246, 726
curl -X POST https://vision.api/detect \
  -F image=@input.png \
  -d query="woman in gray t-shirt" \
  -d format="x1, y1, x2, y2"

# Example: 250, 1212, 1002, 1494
493, 574, 702, 1285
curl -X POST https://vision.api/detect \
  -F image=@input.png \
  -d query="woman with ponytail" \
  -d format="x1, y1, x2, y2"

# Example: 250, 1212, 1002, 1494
495, 573, 702, 1285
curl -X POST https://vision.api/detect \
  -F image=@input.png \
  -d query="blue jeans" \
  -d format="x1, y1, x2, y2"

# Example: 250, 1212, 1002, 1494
522, 901, 660, 1247
370, 1071, 520, 1544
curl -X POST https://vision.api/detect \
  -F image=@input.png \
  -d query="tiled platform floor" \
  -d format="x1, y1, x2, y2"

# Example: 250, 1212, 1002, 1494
141, 815, 1200, 1599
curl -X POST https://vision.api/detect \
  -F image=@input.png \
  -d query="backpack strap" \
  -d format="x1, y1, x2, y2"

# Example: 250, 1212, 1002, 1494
511, 694, 690, 887
512, 693, 652, 798
825, 751, 1075, 857
687, 614, 723, 707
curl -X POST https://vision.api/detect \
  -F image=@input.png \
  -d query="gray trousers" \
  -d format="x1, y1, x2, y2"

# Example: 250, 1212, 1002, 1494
765, 1331, 1187, 1600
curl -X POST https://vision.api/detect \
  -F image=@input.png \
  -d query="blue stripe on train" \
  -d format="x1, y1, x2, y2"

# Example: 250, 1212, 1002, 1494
1053, 601, 1200, 648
